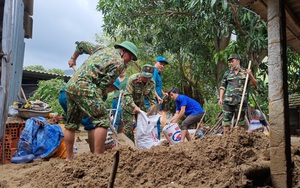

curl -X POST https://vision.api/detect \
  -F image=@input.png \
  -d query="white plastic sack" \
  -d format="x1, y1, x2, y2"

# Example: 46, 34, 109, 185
136, 110, 162, 149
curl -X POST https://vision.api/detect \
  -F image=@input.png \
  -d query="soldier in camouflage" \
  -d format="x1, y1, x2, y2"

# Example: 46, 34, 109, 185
218, 54, 257, 134
122, 64, 156, 141
64, 41, 138, 161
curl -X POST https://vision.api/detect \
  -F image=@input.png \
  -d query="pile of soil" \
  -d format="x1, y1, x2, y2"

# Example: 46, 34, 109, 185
1, 129, 300, 188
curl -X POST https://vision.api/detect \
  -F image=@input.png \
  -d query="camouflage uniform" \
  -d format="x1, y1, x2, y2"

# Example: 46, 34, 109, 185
65, 41, 125, 130
220, 67, 250, 127
122, 73, 156, 140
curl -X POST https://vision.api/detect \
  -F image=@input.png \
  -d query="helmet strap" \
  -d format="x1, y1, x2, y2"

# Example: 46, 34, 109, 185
121, 49, 127, 58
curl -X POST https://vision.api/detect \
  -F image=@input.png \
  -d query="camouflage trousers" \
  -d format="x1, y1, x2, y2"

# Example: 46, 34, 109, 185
122, 110, 136, 142
222, 103, 246, 127
65, 92, 110, 130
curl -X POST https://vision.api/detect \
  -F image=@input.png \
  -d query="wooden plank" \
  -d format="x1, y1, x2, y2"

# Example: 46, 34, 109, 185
23, 10, 32, 38
22, 0, 33, 16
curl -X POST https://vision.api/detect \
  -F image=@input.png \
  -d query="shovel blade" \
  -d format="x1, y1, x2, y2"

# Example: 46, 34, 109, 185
110, 133, 135, 148
147, 104, 160, 116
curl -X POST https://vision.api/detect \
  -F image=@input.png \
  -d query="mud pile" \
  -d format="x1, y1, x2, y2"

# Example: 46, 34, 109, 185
2, 129, 300, 188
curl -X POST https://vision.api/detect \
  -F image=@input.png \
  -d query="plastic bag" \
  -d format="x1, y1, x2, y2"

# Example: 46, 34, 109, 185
8, 105, 18, 117
136, 110, 162, 149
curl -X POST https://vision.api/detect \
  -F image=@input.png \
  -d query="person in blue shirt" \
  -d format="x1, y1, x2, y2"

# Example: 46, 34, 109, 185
144, 56, 169, 139
153, 56, 169, 106
168, 87, 205, 142
145, 56, 169, 109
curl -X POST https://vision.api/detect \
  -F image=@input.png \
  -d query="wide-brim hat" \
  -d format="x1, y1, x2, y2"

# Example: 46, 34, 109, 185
114, 41, 138, 61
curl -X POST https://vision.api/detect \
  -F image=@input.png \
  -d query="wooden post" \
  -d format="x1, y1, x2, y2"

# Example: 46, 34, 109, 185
268, 0, 292, 187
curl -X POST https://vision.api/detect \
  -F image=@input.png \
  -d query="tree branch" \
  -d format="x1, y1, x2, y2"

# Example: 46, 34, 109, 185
230, 4, 246, 36
134, 10, 194, 17
178, 55, 196, 88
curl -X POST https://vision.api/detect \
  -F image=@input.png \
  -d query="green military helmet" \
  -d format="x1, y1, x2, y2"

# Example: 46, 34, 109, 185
114, 41, 138, 61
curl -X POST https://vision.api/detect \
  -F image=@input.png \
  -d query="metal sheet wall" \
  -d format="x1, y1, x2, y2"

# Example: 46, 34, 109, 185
0, 0, 26, 158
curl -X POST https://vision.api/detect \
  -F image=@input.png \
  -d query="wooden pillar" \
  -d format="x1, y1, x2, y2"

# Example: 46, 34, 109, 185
268, 0, 292, 187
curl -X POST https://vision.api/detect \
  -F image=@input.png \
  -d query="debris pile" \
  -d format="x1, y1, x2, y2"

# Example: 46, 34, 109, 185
2, 129, 300, 187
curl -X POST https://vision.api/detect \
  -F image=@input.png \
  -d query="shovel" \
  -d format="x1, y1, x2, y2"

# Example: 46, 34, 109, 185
109, 93, 135, 148
235, 60, 252, 127
192, 112, 206, 140
147, 96, 165, 116
71, 65, 134, 147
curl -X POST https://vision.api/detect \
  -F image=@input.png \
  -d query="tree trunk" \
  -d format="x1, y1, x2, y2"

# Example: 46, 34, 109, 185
214, 34, 231, 89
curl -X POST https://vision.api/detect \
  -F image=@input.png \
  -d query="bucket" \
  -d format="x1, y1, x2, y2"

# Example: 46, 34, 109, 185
248, 118, 262, 131
162, 123, 181, 145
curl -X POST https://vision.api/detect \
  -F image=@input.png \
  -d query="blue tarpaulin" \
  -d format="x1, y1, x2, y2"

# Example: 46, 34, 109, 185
14, 117, 64, 159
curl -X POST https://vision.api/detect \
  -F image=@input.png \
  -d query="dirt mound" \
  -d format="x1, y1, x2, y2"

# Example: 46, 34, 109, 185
2, 129, 300, 188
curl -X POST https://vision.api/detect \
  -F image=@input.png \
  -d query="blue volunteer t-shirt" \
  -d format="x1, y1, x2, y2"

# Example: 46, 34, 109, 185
152, 67, 163, 98
175, 94, 204, 116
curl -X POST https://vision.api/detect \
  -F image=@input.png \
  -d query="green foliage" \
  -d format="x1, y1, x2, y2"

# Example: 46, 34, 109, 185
24, 65, 67, 115
29, 78, 65, 115
48, 68, 65, 75
249, 88, 269, 119
96, 0, 269, 107
24, 65, 47, 72
203, 97, 222, 127
287, 50, 300, 93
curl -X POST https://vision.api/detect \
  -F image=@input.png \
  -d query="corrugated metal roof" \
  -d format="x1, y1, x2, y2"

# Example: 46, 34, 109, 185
23, 69, 71, 82
289, 93, 300, 107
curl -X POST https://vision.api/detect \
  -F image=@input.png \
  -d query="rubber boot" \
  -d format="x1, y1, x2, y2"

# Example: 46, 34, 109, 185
87, 130, 95, 153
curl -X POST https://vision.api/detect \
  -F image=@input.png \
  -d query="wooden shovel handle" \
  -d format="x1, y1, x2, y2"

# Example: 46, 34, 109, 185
193, 112, 206, 140
251, 93, 270, 126
71, 65, 77, 71
21, 87, 28, 103
108, 151, 119, 188
235, 60, 252, 127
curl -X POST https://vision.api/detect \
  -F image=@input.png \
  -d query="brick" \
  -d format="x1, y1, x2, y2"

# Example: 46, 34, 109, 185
6, 123, 20, 129
21, 121, 26, 128
4, 141, 13, 149
5, 148, 17, 160
0, 138, 18, 153
5, 127, 19, 138
5, 135, 12, 141
12, 138, 19, 148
